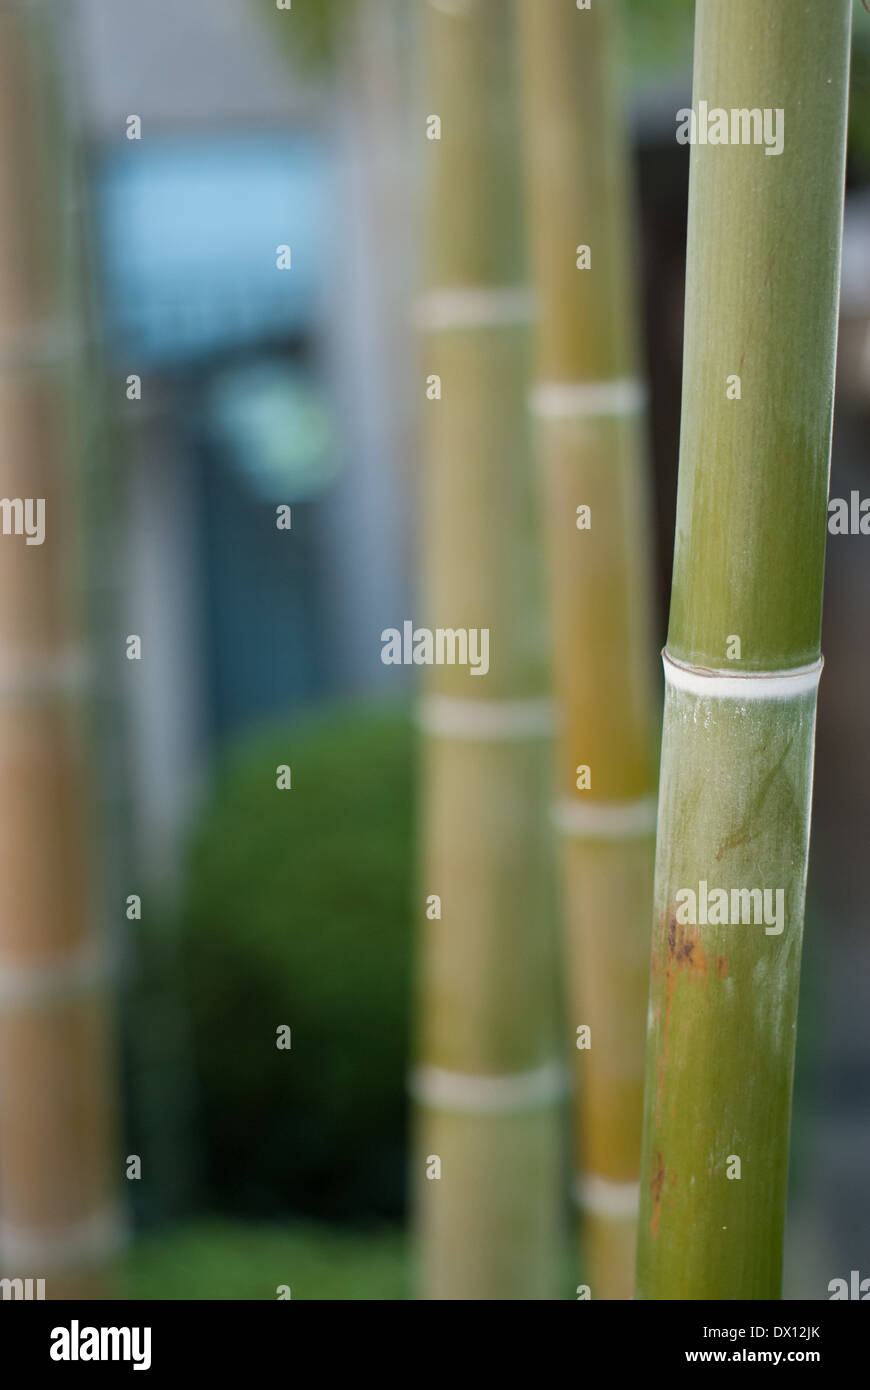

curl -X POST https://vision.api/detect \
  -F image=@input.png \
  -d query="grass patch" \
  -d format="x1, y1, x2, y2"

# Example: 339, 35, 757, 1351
125, 1220, 409, 1301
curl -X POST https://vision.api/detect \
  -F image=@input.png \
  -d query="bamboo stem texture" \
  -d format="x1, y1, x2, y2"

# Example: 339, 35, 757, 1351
414, 0, 561, 1301
519, 0, 660, 1299
0, 0, 120, 1297
636, 0, 851, 1300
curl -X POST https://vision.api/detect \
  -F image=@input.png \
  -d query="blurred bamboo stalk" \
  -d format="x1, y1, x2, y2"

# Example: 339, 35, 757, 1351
413, 0, 562, 1300
519, 0, 659, 1299
0, 0, 120, 1297
635, 0, 851, 1299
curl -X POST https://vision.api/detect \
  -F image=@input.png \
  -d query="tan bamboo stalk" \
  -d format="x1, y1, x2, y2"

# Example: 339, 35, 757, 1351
635, 0, 851, 1299
0, 0, 121, 1298
518, 0, 660, 1300
413, 0, 562, 1301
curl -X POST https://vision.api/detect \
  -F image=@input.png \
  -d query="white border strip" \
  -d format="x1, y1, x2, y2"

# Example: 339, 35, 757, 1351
573, 1175, 640, 1220
0, 1204, 127, 1269
664, 650, 823, 701
417, 695, 554, 740
0, 650, 89, 701
0, 936, 113, 1007
530, 379, 647, 420
410, 1060, 567, 1114
415, 286, 535, 332
552, 794, 657, 840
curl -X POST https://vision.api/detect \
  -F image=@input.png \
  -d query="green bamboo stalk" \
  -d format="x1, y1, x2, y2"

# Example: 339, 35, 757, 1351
0, 0, 120, 1297
518, 0, 660, 1300
636, 0, 851, 1300
413, 0, 562, 1301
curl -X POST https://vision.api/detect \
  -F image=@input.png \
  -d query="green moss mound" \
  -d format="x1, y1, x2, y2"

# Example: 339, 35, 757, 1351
180, 703, 416, 1219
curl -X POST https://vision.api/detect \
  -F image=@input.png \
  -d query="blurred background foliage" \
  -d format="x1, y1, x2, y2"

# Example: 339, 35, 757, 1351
136, 705, 415, 1220
849, 22, 870, 178
624, 0, 694, 75
127, 1220, 408, 1300
51, 0, 866, 1300
257, 0, 338, 66
129, 703, 415, 1294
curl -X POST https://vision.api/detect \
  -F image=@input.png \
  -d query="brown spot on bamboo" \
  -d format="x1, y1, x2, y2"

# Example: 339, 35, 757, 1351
649, 1150, 666, 1239
715, 828, 748, 861
654, 910, 728, 1120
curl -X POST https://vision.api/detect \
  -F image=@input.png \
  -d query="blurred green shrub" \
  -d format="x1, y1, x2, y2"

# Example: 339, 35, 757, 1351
850, 27, 870, 180
126, 1219, 407, 1300
256, 0, 337, 68
177, 703, 415, 1220
624, 0, 694, 76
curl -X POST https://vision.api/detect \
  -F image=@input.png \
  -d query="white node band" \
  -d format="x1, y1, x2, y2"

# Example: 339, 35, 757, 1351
417, 695, 554, 740
530, 379, 647, 420
0, 650, 89, 701
0, 1204, 127, 1269
415, 286, 535, 332
0, 937, 113, 1007
573, 1175, 641, 1219
663, 650, 824, 700
552, 794, 658, 839
410, 1059, 567, 1114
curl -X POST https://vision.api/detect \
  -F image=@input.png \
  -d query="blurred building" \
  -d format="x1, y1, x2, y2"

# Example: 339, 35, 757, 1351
67, 0, 416, 887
